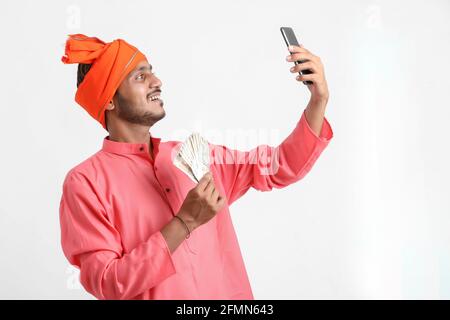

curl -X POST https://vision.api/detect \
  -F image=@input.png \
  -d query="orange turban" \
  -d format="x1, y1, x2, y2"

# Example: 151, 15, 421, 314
61, 34, 147, 130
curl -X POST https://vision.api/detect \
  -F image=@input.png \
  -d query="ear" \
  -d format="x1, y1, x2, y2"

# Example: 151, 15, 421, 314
105, 100, 115, 111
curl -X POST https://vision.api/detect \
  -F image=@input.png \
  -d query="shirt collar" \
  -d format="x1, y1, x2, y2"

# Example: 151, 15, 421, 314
101, 134, 161, 155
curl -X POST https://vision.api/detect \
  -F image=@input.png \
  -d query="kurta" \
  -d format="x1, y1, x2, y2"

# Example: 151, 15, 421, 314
59, 109, 333, 299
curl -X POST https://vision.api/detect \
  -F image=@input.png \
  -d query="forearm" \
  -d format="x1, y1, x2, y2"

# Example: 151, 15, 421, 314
286, 43, 329, 137
79, 216, 193, 299
304, 97, 328, 137
84, 215, 194, 299
79, 230, 177, 299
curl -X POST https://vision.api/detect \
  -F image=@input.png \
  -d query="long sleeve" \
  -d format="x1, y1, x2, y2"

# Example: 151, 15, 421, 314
59, 171, 176, 300
210, 108, 333, 205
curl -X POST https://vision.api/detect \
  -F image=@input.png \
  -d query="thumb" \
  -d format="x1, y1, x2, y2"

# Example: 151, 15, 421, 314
197, 172, 212, 189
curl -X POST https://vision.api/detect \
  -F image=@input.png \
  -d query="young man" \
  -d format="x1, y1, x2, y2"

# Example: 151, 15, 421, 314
59, 34, 333, 300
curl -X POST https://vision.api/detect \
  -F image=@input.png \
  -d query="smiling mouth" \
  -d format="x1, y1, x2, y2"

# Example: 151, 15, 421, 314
148, 95, 161, 101
147, 91, 161, 100
147, 93, 164, 107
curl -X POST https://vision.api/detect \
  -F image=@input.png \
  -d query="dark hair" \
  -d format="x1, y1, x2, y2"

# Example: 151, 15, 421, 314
77, 63, 92, 88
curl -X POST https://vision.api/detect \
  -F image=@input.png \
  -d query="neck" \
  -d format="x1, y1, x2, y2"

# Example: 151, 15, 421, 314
107, 121, 154, 158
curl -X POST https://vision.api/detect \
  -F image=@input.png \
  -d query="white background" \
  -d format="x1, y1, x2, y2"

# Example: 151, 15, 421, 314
0, 0, 449, 299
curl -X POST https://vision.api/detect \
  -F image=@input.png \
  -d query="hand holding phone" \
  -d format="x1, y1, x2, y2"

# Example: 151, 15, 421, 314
280, 27, 313, 85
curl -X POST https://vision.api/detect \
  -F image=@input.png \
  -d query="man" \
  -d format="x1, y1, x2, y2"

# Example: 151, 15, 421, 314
59, 34, 333, 300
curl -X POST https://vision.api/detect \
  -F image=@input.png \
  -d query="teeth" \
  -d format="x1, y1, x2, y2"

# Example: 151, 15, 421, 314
149, 95, 160, 101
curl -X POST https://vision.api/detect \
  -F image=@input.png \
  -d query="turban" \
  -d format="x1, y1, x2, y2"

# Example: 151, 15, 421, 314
61, 34, 147, 130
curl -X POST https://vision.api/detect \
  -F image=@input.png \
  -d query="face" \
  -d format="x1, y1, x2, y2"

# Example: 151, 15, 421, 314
106, 59, 165, 128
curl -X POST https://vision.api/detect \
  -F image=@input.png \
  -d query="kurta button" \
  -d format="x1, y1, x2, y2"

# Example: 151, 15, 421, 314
139, 147, 144, 151
154, 166, 158, 171
165, 188, 171, 193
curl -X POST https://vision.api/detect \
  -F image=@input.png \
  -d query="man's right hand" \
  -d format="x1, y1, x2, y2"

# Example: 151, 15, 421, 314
177, 172, 226, 231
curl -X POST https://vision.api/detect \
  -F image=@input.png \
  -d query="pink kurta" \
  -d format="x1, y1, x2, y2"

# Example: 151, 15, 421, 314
59, 109, 333, 300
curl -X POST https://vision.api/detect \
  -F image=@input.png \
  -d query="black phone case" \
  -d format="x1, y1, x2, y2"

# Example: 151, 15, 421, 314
280, 27, 313, 85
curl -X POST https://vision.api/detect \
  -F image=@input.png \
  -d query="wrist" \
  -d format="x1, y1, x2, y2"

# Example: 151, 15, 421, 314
309, 95, 329, 108
176, 211, 198, 232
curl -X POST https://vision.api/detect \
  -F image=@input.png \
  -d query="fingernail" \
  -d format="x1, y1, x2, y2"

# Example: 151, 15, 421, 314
288, 45, 293, 51
290, 67, 295, 72
286, 55, 291, 61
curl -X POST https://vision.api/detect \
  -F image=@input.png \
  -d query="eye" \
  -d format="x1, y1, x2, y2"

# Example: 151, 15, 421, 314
136, 72, 156, 80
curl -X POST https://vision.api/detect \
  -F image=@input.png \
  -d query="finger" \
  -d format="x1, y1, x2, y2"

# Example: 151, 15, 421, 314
290, 61, 317, 74
288, 45, 308, 53
296, 73, 318, 82
204, 178, 216, 196
197, 172, 212, 191
210, 188, 220, 202
286, 52, 316, 63
202, 176, 215, 194
216, 196, 226, 209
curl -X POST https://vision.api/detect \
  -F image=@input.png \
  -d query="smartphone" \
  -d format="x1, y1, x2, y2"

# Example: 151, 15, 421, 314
280, 27, 313, 85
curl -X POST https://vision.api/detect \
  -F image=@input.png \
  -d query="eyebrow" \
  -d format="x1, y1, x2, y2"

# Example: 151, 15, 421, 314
132, 64, 153, 76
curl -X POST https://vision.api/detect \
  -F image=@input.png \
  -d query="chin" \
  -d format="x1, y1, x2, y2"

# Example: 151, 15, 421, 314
156, 109, 166, 121
142, 109, 166, 125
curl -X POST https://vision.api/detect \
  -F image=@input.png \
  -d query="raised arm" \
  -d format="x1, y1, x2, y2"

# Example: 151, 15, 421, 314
211, 44, 333, 205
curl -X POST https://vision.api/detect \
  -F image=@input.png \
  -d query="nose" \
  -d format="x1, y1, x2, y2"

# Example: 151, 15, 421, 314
149, 73, 162, 89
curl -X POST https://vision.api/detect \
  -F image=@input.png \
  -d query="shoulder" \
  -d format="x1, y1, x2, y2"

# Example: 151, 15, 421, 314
62, 151, 104, 191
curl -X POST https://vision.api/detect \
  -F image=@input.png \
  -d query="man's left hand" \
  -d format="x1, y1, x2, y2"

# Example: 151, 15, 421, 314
286, 45, 329, 104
